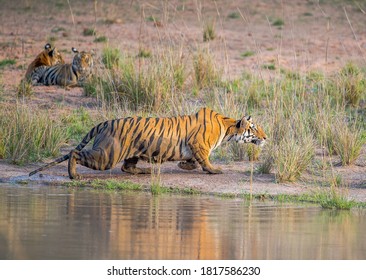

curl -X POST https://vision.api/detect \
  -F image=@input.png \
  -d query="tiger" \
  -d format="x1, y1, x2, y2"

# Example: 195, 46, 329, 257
31, 47, 93, 87
29, 107, 267, 180
25, 43, 65, 80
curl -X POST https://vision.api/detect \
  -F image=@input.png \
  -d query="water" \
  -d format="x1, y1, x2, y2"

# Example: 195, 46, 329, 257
0, 184, 365, 260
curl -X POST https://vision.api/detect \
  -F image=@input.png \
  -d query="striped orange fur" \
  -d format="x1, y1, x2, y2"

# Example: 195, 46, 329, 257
29, 108, 267, 179
25, 43, 64, 80
31, 47, 93, 87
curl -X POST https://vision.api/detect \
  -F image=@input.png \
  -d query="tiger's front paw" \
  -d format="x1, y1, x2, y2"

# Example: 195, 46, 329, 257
203, 167, 223, 174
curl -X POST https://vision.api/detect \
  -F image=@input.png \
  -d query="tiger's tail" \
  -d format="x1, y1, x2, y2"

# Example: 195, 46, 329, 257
29, 121, 107, 177
29, 154, 70, 177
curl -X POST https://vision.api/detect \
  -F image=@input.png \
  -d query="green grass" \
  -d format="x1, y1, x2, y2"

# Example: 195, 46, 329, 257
227, 12, 240, 19
203, 21, 216, 42
67, 179, 142, 191
17, 79, 33, 97
0, 59, 16, 68
331, 119, 365, 166
0, 105, 66, 164
94, 36, 108, 43
87, 47, 188, 112
241, 51, 255, 58
137, 48, 152, 58
272, 18, 284, 27
302, 12, 313, 16
193, 49, 222, 89
101, 46, 123, 69
262, 63, 276, 70
338, 62, 365, 107
274, 134, 315, 183
62, 108, 95, 142
51, 26, 66, 33
83, 28, 96, 36
65, 177, 362, 209
274, 192, 361, 209
150, 165, 163, 195
146, 15, 158, 22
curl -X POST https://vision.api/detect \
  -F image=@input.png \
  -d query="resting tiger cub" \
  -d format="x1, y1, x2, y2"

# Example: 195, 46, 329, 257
31, 47, 93, 87
25, 43, 64, 80
29, 108, 267, 179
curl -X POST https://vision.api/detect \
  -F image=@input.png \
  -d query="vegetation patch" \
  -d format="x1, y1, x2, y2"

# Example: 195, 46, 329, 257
262, 63, 276, 70
17, 79, 33, 97
83, 28, 96, 36
227, 12, 240, 19
0, 105, 66, 164
203, 21, 216, 42
67, 179, 142, 191
241, 51, 255, 58
137, 48, 152, 58
94, 36, 108, 43
272, 18, 284, 27
0, 59, 16, 68
62, 108, 95, 142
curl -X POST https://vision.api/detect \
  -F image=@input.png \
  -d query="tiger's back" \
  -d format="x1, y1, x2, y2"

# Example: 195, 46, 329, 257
25, 43, 64, 80
91, 112, 220, 166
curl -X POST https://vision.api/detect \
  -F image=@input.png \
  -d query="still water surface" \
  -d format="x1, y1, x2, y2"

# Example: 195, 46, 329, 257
0, 184, 365, 260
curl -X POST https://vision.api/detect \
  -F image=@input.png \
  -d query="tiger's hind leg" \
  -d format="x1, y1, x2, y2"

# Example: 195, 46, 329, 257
177, 159, 199, 171
121, 157, 151, 174
68, 148, 117, 179
68, 150, 81, 179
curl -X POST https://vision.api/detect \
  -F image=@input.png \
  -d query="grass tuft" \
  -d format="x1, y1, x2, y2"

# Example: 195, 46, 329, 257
272, 18, 284, 27
193, 49, 222, 89
0, 59, 16, 68
17, 79, 33, 97
227, 12, 240, 19
338, 62, 365, 107
94, 36, 108, 43
330, 119, 365, 166
83, 28, 96, 36
0, 105, 66, 164
203, 21, 216, 42
102, 47, 122, 69
241, 51, 255, 58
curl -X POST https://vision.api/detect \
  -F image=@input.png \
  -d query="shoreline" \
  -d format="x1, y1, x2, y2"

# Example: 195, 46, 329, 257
1, 160, 365, 207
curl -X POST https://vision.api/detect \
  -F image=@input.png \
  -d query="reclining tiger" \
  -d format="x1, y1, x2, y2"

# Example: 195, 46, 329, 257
29, 108, 267, 179
25, 43, 65, 80
31, 47, 93, 87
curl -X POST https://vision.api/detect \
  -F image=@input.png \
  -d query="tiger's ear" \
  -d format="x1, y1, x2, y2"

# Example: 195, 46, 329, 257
71, 47, 79, 53
45, 43, 51, 50
236, 116, 248, 128
48, 49, 55, 57
247, 116, 252, 122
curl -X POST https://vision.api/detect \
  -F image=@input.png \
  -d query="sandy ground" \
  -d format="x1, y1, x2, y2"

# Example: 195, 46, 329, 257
0, 0, 365, 201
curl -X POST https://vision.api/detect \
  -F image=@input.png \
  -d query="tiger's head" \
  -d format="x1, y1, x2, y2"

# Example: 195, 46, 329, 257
43, 43, 65, 65
227, 116, 267, 147
25, 43, 64, 78
71, 47, 94, 77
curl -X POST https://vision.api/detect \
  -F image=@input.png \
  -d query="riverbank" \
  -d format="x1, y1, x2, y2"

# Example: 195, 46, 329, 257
1, 155, 365, 207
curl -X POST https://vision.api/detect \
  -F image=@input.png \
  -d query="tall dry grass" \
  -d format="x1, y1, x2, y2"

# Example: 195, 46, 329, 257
0, 104, 66, 164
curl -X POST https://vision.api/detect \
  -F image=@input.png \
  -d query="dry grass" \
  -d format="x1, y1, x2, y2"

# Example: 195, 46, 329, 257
0, 104, 66, 164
